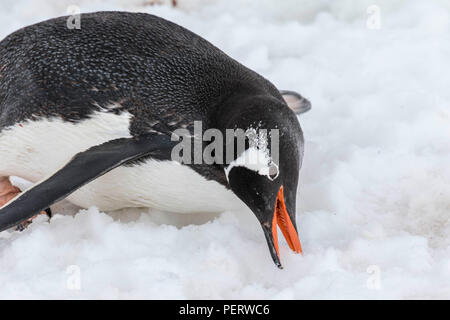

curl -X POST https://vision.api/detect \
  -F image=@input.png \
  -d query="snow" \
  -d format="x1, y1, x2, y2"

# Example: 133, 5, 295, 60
1, 0, 450, 299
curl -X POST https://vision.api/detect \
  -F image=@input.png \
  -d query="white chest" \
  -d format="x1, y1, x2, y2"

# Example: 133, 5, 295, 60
0, 112, 244, 213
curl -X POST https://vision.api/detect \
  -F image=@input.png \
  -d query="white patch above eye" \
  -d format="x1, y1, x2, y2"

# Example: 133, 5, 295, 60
224, 147, 279, 182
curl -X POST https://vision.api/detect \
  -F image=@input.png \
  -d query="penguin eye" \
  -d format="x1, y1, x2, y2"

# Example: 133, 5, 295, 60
267, 163, 279, 181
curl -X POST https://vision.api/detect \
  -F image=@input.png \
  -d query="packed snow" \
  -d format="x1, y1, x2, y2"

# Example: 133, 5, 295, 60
1, 0, 449, 299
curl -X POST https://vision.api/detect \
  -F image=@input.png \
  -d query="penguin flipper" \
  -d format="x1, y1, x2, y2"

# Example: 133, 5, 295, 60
280, 90, 312, 114
0, 134, 175, 232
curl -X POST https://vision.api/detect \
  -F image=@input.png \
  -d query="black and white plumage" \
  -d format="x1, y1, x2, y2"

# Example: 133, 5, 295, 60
0, 11, 311, 268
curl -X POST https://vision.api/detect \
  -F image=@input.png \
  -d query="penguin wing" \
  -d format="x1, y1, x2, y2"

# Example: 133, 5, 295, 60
280, 90, 312, 114
0, 133, 176, 232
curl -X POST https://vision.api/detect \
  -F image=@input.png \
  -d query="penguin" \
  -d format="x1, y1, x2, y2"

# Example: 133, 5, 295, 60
0, 11, 311, 268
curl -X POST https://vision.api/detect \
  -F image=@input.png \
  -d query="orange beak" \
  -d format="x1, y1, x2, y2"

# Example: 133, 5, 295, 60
271, 186, 303, 265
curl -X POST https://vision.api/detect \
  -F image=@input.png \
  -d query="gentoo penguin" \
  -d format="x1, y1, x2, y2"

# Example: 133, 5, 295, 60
0, 11, 311, 268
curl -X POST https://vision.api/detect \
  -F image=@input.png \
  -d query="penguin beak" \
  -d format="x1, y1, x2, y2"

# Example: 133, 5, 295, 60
262, 186, 303, 269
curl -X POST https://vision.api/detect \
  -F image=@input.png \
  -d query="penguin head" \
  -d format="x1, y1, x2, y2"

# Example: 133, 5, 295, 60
221, 90, 309, 268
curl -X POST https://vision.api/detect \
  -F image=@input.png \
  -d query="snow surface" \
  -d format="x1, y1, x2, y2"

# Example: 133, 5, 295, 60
1, 0, 450, 299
